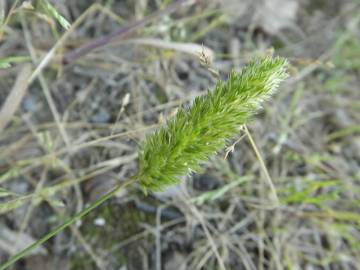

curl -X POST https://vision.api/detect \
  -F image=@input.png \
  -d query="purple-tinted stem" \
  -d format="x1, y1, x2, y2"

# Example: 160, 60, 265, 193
62, 0, 190, 65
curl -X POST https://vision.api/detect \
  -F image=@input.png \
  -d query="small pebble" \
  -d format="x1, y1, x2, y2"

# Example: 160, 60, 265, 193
192, 173, 221, 191
91, 110, 110, 123
93, 217, 106, 226
22, 96, 37, 111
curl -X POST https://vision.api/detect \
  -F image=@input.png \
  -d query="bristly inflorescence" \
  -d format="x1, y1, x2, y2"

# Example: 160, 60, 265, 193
137, 56, 288, 192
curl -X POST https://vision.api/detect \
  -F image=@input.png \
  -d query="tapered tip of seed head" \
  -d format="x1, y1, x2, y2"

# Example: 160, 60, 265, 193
261, 56, 289, 96
244, 56, 289, 84
227, 56, 289, 105
263, 55, 289, 81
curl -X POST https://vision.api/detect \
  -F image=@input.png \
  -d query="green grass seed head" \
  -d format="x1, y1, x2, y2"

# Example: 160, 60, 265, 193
138, 56, 289, 192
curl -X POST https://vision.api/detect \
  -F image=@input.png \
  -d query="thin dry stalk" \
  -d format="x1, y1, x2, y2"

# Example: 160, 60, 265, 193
0, 64, 32, 132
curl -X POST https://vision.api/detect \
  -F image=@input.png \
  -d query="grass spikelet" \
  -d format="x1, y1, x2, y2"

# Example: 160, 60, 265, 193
138, 56, 289, 192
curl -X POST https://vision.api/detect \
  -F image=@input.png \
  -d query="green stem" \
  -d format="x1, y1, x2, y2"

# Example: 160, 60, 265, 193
0, 177, 136, 270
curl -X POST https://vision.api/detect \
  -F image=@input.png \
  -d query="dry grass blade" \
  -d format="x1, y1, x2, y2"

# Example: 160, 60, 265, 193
127, 38, 215, 61
0, 227, 47, 256
62, 0, 190, 65
0, 0, 5, 25
0, 64, 32, 132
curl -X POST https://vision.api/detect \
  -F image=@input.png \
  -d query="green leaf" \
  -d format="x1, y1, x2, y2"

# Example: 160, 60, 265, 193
0, 197, 28, 214
35, 0, 71, 30
192, 175, 253, 205
0, 187, 18, 198
0, 56, 31, 69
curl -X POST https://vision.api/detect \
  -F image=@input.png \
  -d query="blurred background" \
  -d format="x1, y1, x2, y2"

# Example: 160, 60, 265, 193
0, 0, 359, 269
